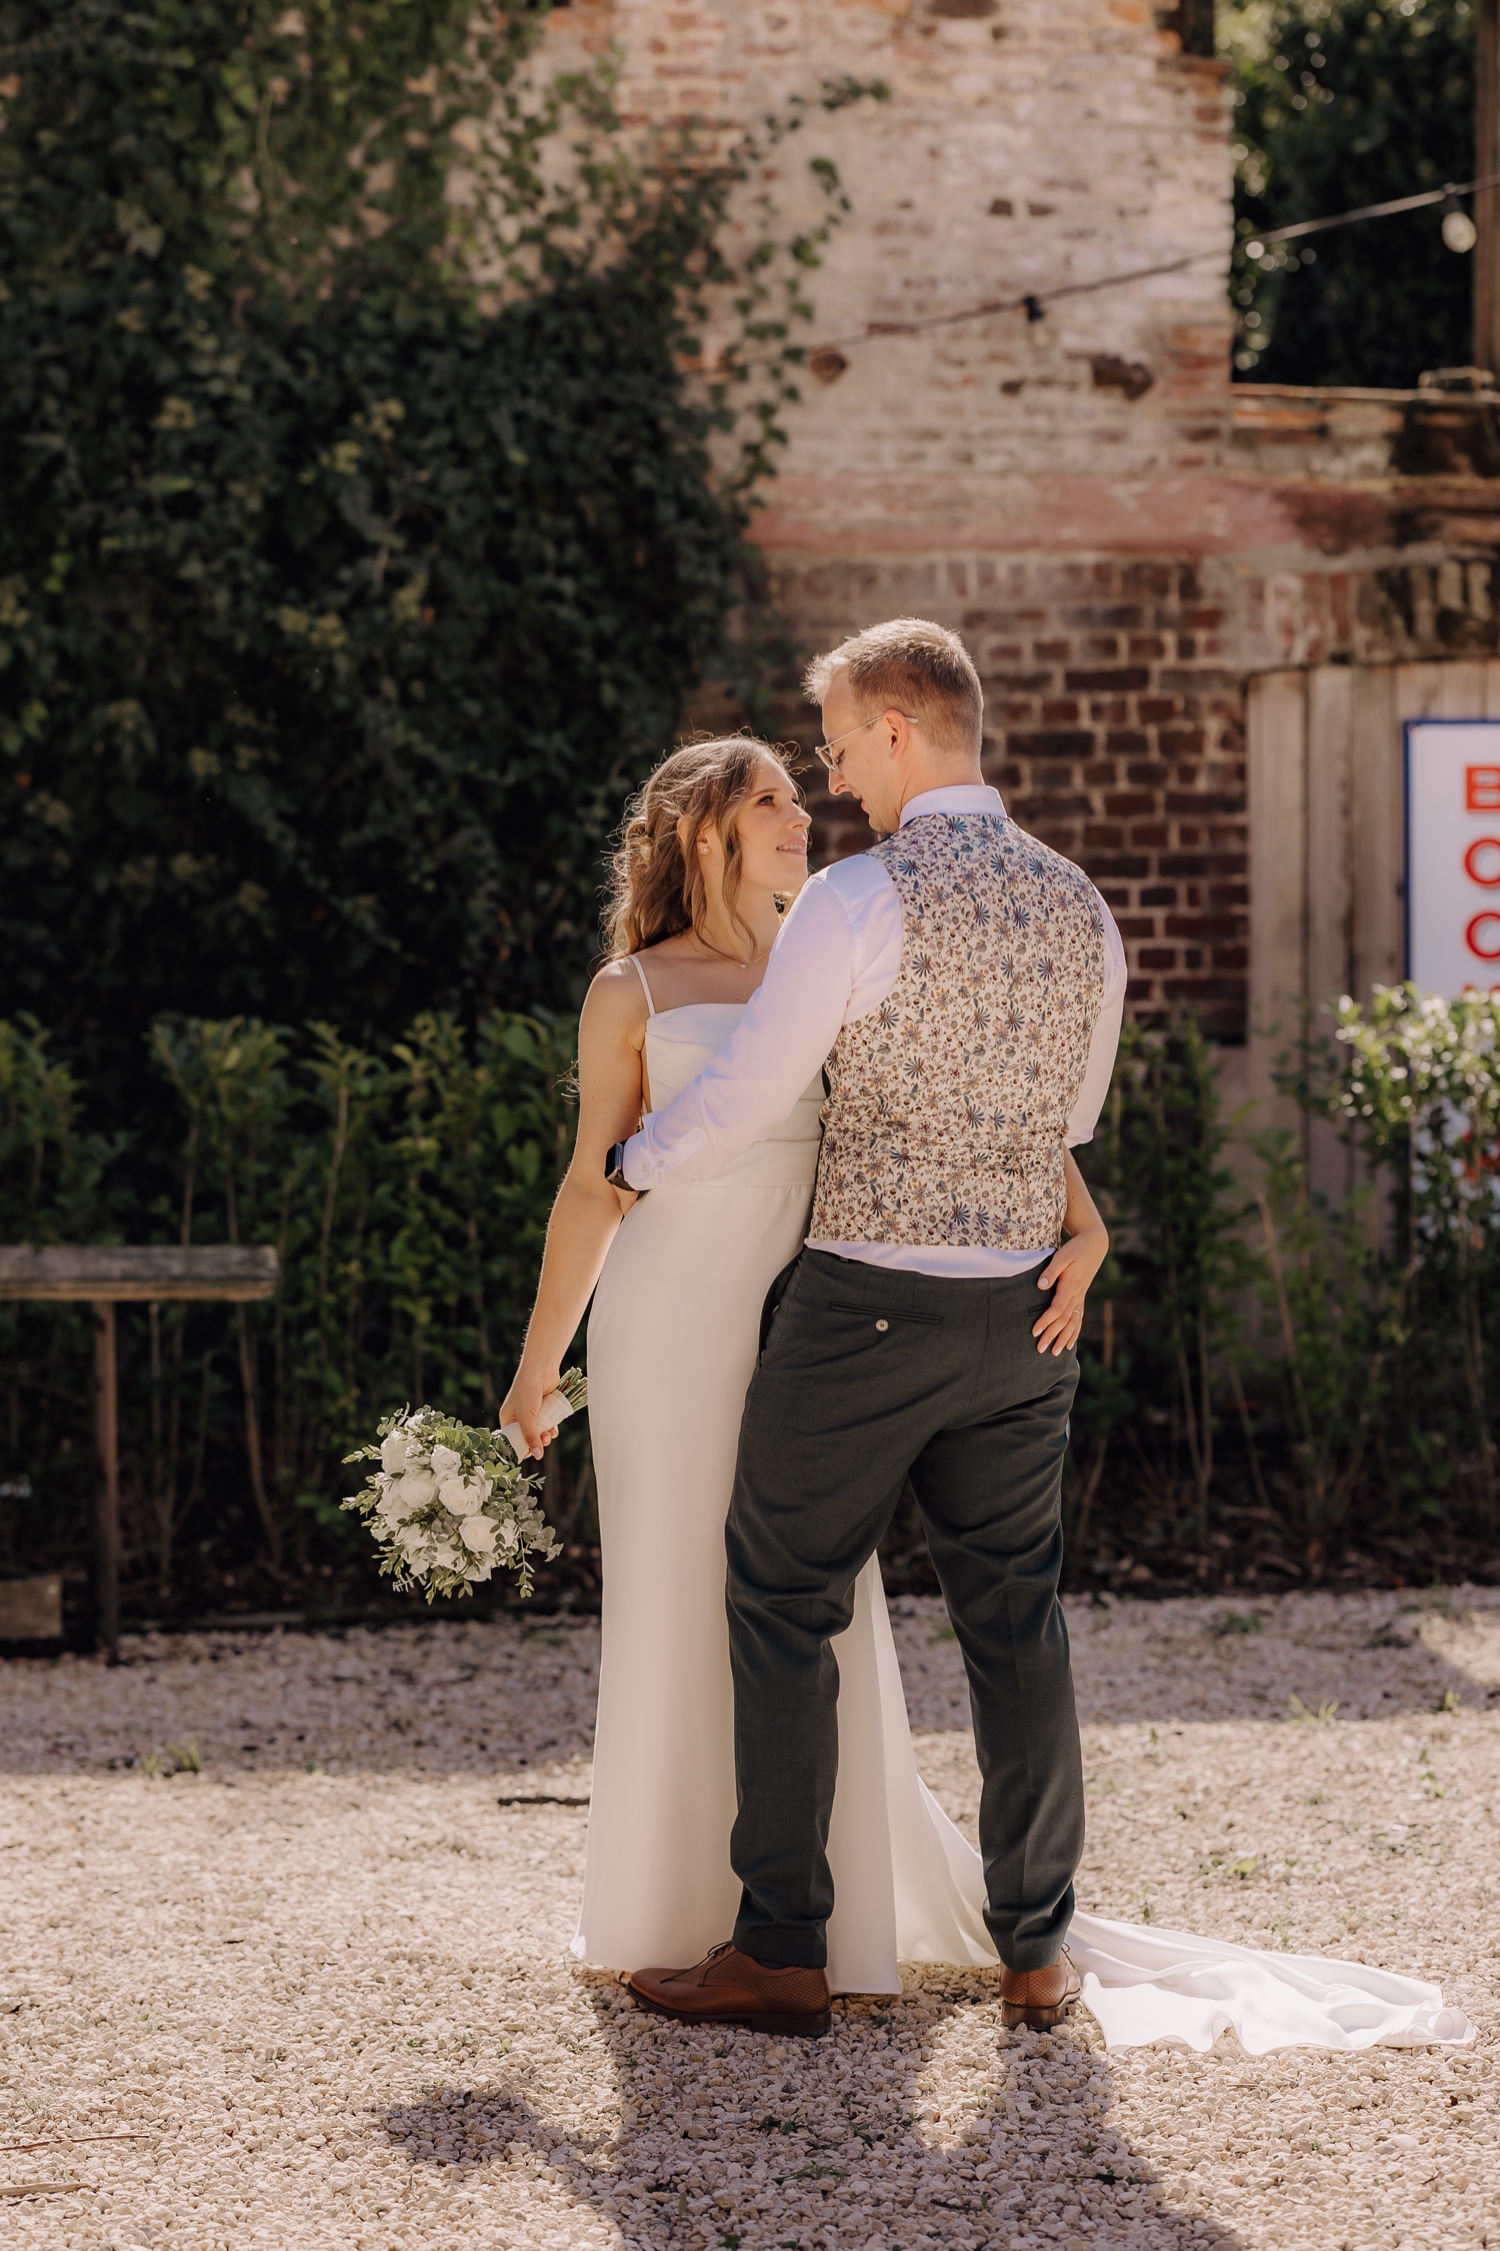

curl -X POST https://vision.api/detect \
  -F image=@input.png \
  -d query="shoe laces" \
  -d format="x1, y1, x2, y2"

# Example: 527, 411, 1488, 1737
674, 1940, 736, 1982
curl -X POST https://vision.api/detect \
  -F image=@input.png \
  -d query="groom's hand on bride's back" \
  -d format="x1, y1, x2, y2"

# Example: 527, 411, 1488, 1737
497, 1364, 562, 1461
1031, 1223, 1109, 1357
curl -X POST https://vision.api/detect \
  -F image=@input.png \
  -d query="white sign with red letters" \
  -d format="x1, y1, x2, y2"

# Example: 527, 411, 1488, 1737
1405, 720, 1500, 997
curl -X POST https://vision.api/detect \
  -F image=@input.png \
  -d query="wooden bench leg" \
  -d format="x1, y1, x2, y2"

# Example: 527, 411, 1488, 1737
92, 1300, 120, 1664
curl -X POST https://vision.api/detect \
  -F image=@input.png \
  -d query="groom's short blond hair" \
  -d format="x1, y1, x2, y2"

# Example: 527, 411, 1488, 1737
803, 617, 983, 760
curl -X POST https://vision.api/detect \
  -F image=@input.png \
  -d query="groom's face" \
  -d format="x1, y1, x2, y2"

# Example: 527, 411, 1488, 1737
820, 673, 904, 837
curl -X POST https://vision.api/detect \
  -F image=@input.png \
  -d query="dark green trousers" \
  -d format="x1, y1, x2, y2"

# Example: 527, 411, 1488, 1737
726, 1247, 1083, 1975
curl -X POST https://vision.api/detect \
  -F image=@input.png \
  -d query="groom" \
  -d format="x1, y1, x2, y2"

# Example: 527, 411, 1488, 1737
612, 618, 1125, 2036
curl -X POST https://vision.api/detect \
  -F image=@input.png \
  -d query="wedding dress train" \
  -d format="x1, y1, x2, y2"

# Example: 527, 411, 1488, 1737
573, 991, 1471, 2052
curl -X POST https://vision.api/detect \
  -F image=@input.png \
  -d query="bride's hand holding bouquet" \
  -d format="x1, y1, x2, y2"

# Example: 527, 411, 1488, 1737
343, 1371, 586, 1602
497, 1358, 578, 1465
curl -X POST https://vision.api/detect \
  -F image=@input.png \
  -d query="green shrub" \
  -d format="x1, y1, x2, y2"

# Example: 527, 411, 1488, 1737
0, 0, 868, 1105
1321, 984, 1500, 1532
1, 1009, 580, 1601
1223, 0, 1475, 387
1081, 1016, 1252, 1558
1250, 1130, 1387, 1559
1064, 992, 1500, 1585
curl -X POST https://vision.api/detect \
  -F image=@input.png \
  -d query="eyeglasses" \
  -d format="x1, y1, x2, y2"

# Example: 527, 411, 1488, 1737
813, 713, 919, 773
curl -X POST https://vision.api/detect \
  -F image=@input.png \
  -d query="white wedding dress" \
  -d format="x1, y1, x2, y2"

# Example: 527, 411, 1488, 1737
572, 987, 1471, 2052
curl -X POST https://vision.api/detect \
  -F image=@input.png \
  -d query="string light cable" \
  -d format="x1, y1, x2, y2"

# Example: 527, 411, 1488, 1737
731, 169, 1500, 372
1248, 170, 1500, 252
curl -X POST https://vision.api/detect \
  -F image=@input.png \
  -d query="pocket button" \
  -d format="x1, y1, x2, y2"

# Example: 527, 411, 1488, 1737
875, 1318, 889, 1332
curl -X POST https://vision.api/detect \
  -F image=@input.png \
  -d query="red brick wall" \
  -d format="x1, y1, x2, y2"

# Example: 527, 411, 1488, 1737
771, 555, 1249, 1040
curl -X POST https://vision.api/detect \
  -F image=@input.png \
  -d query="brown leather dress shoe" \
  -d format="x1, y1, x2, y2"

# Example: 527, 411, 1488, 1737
628, 1942, 831, 2037
1000, 1955, 1081, 2030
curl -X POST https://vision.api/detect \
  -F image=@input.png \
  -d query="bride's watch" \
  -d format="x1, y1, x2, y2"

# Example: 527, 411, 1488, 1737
605, 1141, 643, 1194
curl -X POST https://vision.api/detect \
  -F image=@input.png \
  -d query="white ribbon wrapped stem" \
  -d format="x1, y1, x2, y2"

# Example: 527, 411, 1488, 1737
500, 1388, 577, 1462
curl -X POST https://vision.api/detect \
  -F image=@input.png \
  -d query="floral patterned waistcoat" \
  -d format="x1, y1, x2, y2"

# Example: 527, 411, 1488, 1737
807, 813, 1107, 1250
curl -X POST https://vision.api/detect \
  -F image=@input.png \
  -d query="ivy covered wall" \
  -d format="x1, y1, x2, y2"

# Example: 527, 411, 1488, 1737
0, 1, 849, 1098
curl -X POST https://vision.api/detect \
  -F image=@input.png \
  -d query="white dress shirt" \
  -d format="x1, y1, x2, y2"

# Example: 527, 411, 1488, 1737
622, 784, 1127, 1277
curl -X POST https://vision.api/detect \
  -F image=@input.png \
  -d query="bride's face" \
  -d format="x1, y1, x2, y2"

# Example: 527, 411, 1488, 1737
726, 757, 811, 896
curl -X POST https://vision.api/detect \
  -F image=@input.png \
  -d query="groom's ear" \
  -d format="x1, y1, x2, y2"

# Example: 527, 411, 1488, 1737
881, 708, 913, 759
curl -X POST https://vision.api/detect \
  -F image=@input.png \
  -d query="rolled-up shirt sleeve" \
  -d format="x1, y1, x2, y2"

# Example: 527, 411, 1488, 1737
1065, 895, 1127, 1147
620, 876, 863, 1190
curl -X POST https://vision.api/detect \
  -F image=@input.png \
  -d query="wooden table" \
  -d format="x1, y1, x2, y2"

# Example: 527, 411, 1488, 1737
0, 1247, 280, 1660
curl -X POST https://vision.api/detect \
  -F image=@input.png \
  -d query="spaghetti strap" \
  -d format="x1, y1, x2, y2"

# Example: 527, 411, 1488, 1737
627, 952, 657, 1016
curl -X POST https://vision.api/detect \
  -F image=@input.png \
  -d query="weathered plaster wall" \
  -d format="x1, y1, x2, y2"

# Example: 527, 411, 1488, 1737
537, 0, 1235, 489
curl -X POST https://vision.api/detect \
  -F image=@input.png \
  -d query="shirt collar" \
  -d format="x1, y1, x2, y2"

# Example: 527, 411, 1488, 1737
898, 783, 1007, 827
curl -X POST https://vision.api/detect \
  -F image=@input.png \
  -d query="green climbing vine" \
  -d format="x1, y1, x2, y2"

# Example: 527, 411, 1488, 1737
0, 0, 878, 1099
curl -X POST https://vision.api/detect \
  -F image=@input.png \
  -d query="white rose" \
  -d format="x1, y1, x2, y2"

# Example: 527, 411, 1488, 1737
381, 1474, 429, 1525
430, 1444, 462, 1478
438, 1475, 475, 1518
400, 1465, 437, 1508
381, 1431, 414, 1477
398, 1522, 429, 1556
496, 1518, 518, 1553
430, 1543, 461, 1571
459, 1513, 496, 1554
468, 1558, 493, 1583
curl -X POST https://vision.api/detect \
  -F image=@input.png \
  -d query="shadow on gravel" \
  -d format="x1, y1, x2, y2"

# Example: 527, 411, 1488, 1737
0, 1614, 604, 1775
382, 1967, 1240, 2250
1054, 1601, 1500, 1730
4, 1593, 1497, 1774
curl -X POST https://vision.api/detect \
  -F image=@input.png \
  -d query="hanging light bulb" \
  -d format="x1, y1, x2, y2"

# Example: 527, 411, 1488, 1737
1443, 206, 1478, 254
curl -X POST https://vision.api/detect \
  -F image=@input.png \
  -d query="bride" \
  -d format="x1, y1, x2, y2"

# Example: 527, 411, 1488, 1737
499, 732, 1469, 2053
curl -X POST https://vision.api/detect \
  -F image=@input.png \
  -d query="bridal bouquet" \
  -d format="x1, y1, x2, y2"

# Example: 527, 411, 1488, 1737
342, 1370, 586, 1601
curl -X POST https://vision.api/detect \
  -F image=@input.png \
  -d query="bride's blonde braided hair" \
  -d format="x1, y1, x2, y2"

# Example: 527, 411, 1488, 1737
604, 734, 799, 962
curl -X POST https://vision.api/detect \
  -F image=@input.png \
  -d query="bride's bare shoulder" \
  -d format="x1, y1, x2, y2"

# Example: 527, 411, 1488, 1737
582, 955, 650, 1039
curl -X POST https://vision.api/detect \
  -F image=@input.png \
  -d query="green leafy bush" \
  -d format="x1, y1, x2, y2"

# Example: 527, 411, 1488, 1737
1223, 0, 1476, 386
1076, 1017, 1252, 1558
1, 1008, 581, 1602
1227, 989, 1500, 1569
1071, 989, 1500, 1584
1322, 984, 1500, 1528
0, 1, 865, 1105
1250, 1131, 1387, 1558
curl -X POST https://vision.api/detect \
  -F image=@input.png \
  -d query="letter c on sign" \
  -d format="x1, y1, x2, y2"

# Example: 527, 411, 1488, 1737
1467, 911, 1500, 961
1464, 837, 1500, 886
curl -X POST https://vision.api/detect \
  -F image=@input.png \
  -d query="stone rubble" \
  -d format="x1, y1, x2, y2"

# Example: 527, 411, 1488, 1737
2, 1586, 1497, 2249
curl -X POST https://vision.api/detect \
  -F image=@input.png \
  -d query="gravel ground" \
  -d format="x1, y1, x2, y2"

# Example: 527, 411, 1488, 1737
3, 1587, 1499, 2250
